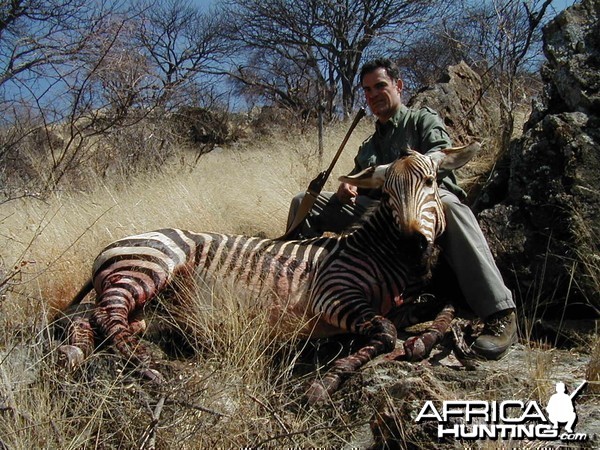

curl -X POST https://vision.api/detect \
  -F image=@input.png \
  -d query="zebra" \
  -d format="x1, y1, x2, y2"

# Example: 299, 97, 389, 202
56, 143, 479, 404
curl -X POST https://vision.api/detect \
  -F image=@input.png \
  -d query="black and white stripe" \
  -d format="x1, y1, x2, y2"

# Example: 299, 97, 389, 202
59, 144, 479, 403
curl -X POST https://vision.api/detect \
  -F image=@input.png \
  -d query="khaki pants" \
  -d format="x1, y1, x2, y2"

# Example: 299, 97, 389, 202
286, 189, 515, 319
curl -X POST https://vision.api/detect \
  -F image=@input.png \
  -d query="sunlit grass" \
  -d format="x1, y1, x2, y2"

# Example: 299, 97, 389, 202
1, 113, 597, 448
0, 119, 372, 448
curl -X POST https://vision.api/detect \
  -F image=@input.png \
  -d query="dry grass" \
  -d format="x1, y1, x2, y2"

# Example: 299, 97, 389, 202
1, 115, 598, 448
0, 119, 372, 448
0, 119, 370, 309
587, 335, 600, 395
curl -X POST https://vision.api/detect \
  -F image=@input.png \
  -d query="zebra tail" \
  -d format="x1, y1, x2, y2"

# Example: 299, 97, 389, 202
70, 278, 94, 307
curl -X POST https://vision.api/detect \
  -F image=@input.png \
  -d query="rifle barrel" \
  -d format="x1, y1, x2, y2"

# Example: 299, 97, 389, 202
569, 380, 587, 399
277, 107, 367, 240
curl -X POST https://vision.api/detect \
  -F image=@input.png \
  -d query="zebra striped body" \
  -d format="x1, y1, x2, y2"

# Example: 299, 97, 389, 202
58, 143, 479, 403
93, 230, 337, 338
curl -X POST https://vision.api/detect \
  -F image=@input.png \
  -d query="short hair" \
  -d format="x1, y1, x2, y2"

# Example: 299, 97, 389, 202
359, 58, 400, 85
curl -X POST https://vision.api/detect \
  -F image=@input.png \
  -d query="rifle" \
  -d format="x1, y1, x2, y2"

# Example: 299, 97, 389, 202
569, 380, 587, 400
278, 107, 367, 240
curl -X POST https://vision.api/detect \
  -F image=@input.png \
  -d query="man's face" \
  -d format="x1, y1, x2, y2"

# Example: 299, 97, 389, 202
361, 67, 403, 123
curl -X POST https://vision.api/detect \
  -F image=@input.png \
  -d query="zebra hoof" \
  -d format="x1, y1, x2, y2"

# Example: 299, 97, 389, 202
57, 345, 85, 370
141, 368, 165, 384
305, 382, 329, 405
403, 336, 428, 361
306, 374, 342, 405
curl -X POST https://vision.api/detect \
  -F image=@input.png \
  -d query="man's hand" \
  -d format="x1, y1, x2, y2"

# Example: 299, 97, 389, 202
336, 182, 358, 205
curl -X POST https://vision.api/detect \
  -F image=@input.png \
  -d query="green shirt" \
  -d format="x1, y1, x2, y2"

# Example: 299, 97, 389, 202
352, 104, 466, 199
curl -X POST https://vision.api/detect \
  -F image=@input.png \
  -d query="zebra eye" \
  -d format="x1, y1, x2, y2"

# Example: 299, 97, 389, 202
424, 176, 435, 187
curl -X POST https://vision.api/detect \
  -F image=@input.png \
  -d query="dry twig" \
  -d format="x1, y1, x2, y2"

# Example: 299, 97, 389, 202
139, 395, 166, 450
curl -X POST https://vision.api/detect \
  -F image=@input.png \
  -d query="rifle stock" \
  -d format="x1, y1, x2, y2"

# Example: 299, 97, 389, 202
278, 108, 366, 240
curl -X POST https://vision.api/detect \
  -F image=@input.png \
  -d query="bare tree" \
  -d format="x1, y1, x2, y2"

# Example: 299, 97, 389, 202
132, 0, 232, 109
0, 0, 94, 86
480, 0, 554, 146
82, 18, 154, 119
229, 50, 324, 124
224, 0, 440, 119
397, 0, 555, 147
0, 0, 136, 194
0, 0, 232, 196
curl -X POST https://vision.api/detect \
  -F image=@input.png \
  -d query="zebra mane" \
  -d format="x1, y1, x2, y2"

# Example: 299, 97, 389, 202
340, 196, 383, 234
342, 199, 440, 290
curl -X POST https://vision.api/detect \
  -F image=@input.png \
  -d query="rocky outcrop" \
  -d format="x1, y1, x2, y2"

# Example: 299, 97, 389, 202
542, 0, 600, 115
407, 61, 507, 203
476, 0, 600, 318
408, 61, 500, 147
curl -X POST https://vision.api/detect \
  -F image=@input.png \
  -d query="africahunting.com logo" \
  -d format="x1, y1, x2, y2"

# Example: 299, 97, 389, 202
415, 380, 589, 442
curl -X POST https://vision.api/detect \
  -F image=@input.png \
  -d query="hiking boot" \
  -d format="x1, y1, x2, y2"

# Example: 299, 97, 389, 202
472, 309, 517, 360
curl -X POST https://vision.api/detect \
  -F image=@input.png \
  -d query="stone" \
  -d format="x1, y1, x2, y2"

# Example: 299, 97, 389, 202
542, 0, 600, 114
476, 0, 600, 318
407, 61, 503, 202
408, 61, 499, 147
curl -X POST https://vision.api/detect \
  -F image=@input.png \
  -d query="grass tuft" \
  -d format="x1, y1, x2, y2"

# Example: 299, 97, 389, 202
0, 120, 371, 448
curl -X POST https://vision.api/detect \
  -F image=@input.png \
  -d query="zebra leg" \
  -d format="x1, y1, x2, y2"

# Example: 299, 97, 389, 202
129, 318, 147, 335
306, 315, 397, 405
90, 280, 164, 383
402, 303, 455, 361
129, 307, 147, 335
54, 281, 96, 369
58, 316, 96, 370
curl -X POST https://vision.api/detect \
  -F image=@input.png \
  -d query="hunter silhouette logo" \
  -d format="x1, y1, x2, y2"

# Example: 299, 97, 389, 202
546, 381, 586, 434
415, 380, 589, 441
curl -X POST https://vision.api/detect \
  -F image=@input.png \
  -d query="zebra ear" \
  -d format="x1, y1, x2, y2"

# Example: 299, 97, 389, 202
433, 142, 481, 171
339, 164, 390, 188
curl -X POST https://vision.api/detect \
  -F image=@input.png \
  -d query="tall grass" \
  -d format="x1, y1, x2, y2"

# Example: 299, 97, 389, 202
2, 116, 597, 448
0, 120, 372, 448
1, 120, 370, 307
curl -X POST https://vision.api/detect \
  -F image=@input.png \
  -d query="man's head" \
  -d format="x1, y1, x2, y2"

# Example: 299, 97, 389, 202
359, 58, 403, 123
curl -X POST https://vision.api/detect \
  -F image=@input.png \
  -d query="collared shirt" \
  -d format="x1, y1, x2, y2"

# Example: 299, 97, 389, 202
352, 104, 466, 199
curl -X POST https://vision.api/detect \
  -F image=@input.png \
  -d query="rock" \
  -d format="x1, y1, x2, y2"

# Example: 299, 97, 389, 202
408, 61, 499, 147
335, 342, 599, 449
407, 61, 505, 203
476, 0, 600, 319
542, 0, 600, 114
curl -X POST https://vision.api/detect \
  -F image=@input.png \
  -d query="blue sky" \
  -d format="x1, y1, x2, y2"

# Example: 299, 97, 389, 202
2, 0, 581, 117
191, 0, 216, 10
547, 0, 578, 15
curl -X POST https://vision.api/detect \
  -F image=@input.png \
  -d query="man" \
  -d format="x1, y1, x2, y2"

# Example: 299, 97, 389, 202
546, 382, 577, 433
286, 58, 517, 360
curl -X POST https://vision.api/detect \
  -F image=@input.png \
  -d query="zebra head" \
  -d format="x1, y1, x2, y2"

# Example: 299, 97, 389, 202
340, 142, 480, 246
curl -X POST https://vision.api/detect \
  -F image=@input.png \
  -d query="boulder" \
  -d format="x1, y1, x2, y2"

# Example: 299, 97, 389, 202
407, 62, 504, 202
542, 0, 600, 115
408, 61, 499, 147
476, 0, 600, 319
